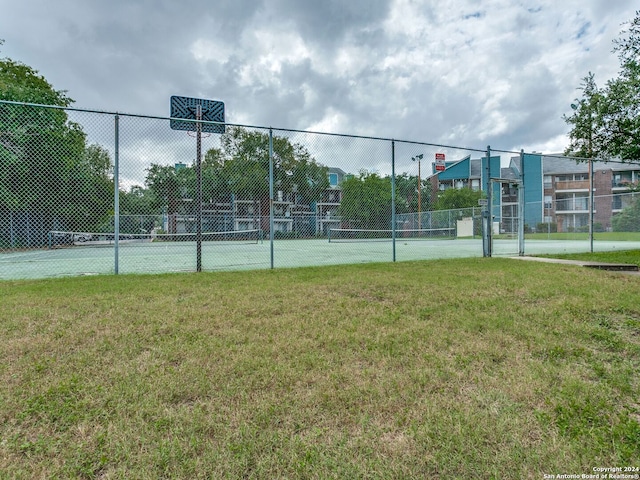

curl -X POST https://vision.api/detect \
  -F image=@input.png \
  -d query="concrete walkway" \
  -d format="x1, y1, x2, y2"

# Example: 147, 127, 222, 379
511, 256, 639, 272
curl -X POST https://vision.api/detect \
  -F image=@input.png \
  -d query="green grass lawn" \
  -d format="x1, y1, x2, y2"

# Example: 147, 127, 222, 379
1, 258, 639, 479
526, 231, 640, 241
537, 249, 640, 267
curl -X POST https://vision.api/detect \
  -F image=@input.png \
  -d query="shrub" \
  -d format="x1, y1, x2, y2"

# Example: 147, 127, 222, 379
612, 197, 640, 232
536, 222, 557, 233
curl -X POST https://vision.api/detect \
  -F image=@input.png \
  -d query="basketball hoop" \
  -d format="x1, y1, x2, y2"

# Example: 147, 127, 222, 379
169, 95, 225, 273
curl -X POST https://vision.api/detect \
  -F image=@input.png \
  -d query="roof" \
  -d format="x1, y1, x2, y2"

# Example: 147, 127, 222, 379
427, 154, 640, 182
499, 167, 519, 181
542, 155, 640, 175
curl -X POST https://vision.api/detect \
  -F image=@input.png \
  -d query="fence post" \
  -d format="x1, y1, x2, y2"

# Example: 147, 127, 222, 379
114, 114, 120, 274
269, 128, 275, 269
196, 106, 203, 272
483, 145, 492, 257
391, 140, 396, 262
519, 149, 525, 256
589, 157, 594, 253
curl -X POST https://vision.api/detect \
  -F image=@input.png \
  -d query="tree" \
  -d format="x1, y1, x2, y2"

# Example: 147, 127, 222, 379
214, 127, 329, 229
61, 143, 115, 232
434, 187, 484, 211
118, 185, 158, 234
144, 163, 195, 233
1, 58, 77, 216
612, 196, 640, 231
600, 13, 640, 161
565, 11, 640, 161
338, 171, 393, 229
394, 172, 426, 213
0, 58, 73, 106
144, 127, 329, 233
0, 56, 117, 244
563, 72, 604, 159
218, 126, 329, 205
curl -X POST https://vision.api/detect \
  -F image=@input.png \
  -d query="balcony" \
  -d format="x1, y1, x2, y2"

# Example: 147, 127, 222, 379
555, 199, 589, 212
612, 181, 635, 190
554, 180, 589, 191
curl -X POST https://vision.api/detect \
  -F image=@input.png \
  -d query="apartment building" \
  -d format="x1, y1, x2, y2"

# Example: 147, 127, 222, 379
427, 154, 640, 233
539, 156, 640, 232
171, 167, 348, 236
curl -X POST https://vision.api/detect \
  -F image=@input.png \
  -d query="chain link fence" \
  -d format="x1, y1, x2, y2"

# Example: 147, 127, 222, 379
2, 100, 640, 279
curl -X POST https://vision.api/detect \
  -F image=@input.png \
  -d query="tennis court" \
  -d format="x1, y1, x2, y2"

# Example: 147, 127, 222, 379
3, 236, 640, 280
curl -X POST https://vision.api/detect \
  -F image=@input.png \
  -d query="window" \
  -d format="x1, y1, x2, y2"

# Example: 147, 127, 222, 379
556, 173, 588, 182
575, 215, 588, 228
556, 193, 588, 211
575, 197, 588, 210
613, 196, 622, 210
544, 195, 552, 209
544, 176, 552, 189
329, 173, 338, 186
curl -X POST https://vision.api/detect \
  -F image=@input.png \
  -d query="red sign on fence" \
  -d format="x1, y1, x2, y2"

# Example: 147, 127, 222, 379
435, 153, 446, 171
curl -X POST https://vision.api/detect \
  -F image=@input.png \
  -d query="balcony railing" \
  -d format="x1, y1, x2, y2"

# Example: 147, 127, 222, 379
555, 199, 588, 212
554, 180, 589, 190
612, 181, 634, 189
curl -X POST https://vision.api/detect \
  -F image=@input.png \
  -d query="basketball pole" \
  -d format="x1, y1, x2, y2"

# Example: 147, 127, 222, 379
170, 96, 225, 273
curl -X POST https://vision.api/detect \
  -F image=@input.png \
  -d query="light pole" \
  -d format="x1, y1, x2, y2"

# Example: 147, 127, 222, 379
412, 154, 423, 229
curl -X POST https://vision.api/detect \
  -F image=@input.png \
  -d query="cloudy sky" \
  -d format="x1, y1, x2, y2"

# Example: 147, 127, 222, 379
0, 0, 637, 163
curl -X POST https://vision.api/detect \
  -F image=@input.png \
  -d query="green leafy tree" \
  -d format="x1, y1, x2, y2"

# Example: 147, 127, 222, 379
144, 127, 329, 233
219, 126, 329, 203
1, 59, 76, 215
62, 143, 115, 232
202, 147, 229, 202
0, 58, 73, 106
565, 11, 640, 161
435, 187, 484, 210
338, 171, 393, 229
118, 185, 158, 234
120, 185, 155, 215
394, 172, 426, 213
612, 196, 640, 231
563, 72, 604, 159
144, 163, 195, 232
204, 126, 329, 230
0, 55, 114, 242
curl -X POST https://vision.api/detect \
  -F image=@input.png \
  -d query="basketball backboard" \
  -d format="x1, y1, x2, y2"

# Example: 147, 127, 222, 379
170, 96, 225, 134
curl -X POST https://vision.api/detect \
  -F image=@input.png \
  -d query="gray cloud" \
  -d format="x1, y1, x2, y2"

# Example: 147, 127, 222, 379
1, 0, 637, 159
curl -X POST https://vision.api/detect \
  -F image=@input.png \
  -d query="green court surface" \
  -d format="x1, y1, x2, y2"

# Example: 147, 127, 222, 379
2, 238, 640, 280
